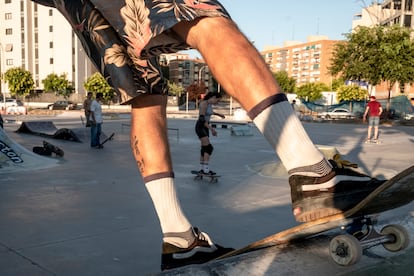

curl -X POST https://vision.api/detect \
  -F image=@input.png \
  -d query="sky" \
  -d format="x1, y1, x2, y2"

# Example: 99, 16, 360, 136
184, 0, 369, 57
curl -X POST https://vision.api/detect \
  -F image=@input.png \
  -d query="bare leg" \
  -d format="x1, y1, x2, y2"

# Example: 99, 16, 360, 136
367, 126, 373, 140
373, 126, 379, 140
174, 17, 279, 110
130, 94, 192, 237
130, 94, 172, 177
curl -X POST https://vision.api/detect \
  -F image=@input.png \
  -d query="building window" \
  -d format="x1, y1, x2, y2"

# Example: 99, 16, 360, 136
5, 0, 11, 4
49, 41, 53, 48
5, 28, 12, 35
49, 25, 53, 32
6, 59, 13, 66
5, 13, 12, 20
49, 9, 53, 16
50, 58, 54, 64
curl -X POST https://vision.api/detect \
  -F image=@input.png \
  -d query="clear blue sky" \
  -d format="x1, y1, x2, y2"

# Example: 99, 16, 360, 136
184, 0, 366, 57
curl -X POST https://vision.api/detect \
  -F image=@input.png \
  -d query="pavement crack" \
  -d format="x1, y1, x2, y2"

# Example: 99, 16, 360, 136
0, 241, 57, 275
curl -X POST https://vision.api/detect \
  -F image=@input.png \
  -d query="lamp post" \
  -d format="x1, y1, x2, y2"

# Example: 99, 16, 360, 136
198, 65, 208, 87
0, 42, 6, 113
0, 42, 12, 113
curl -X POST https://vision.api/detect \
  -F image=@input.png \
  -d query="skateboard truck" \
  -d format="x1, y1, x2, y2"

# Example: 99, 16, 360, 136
330, 216, 410, 266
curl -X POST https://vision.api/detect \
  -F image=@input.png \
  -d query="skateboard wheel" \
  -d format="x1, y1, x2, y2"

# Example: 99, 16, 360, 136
380, 224, 410, 252
330, 234, 362, 266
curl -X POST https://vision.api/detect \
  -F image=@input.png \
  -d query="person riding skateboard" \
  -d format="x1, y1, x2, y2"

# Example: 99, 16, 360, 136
32, 0, 386, 271
195, 92, 225, 175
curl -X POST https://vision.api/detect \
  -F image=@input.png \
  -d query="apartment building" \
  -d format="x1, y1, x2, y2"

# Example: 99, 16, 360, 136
261, 36, 338, 87
168, 59, 214, 92
0, 1, 95, 97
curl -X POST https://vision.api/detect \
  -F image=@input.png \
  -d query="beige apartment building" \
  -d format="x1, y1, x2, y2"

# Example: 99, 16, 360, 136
261, 36, 338, 89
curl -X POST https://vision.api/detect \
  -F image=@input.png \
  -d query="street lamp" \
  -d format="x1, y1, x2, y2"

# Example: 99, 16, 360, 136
0, 43, 12, 113
198, 65, 208, 86
0, 43, 6, 113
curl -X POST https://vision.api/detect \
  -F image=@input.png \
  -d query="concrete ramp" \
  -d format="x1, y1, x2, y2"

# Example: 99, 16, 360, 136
16, 121, 58, 136
0, 127, 59, 173
158, 211, 414, 275
16, 121, 82, 142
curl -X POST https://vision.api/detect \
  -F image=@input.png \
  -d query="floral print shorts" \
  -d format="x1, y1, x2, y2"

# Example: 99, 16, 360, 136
32, 0, 229, 104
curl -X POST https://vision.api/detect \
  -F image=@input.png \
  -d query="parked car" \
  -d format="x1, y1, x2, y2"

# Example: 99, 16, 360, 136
318, 108, 356, 120
4, 98, 24, 108
404, 113, 414, 120
47, 100, 76, 110
2, 99, 26, 115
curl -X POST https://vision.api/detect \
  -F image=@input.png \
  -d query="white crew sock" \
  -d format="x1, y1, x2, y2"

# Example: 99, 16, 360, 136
145, 177, 193, 247
203, 163, 210, 173
253, 101, 331, 176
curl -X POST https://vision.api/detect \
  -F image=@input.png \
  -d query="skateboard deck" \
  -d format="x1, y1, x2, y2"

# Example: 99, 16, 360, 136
217, 165, 414, 265
98, 132, 115, 148
191, 170, 221, 183
365, 139, 382, 144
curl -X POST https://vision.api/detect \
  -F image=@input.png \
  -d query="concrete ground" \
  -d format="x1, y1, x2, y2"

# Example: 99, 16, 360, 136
0, 111, 414, 275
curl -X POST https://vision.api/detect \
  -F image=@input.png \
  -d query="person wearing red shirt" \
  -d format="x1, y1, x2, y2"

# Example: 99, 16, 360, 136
363, 96, 383, 142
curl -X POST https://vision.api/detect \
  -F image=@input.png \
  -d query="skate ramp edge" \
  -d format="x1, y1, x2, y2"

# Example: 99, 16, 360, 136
16, 121, 58, 136
0, 128, 59, 173
16, 121, 82, 142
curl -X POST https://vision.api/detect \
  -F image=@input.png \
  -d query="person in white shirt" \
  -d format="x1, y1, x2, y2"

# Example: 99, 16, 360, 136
89, 92, 103, 148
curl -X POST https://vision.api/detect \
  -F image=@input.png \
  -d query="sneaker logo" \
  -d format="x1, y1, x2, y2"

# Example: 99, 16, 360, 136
172, 244, 218, 260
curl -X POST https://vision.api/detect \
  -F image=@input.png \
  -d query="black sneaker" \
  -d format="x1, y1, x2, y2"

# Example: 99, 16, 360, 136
289, 157, 386, 222
161, 227, 234, 271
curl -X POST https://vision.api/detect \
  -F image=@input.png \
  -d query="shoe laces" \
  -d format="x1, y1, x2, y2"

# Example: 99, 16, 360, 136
193, 228, 214, 246
332, 153, 358, 169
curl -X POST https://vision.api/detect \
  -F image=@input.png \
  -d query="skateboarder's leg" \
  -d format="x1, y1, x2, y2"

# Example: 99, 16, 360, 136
130, 94, 232, 269
173, 17, 385, 221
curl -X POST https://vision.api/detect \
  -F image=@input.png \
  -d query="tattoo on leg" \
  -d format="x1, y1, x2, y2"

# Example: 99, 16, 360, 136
132, 136, 145, 173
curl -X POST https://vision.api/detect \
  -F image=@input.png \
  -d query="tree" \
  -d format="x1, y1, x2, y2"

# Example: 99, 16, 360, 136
273, 71, 296, 93
336, 84, 367, 102
4, 67, 34, 99
331, 77, 346, 91
330, 26, 383, 89
83, 72, 115, 103
330, 25, 414, 113
380, 25, 414, 107
42, 73, 73, 99
186, 82, 206, 108
167, 81, 185, 97
296, 82, 329, 102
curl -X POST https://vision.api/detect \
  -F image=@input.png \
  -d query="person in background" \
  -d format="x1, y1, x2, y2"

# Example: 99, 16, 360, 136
363, 96, 383, 142
89, 92, 104, 148
83, 92, 93, 127
195, 92, 225, 175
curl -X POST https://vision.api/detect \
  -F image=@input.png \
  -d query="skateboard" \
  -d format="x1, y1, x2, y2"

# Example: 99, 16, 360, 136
191, 170, 221, 183
365, 139, 382, 144
217, 165, 414, 266
97, 132, 115, 148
